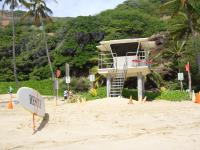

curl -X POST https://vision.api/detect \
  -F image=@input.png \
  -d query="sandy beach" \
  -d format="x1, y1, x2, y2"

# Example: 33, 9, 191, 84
0, 94, 200, 150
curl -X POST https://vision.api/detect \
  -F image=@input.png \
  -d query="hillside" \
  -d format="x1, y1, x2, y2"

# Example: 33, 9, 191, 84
0, 0, 166, 82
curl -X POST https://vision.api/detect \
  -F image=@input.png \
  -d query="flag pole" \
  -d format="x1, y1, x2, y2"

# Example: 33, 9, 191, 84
56, 77, 58, 106
180, 80, 183, 92
187, 62, 192, 98
55, 69, 61, 106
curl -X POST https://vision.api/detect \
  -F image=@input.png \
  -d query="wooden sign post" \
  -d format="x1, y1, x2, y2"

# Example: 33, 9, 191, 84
65, 63, 70, 91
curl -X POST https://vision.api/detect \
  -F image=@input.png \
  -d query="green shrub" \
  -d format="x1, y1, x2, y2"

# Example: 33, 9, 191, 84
122, 88, 160, 100
89, 88, 97, 97
156, 90, 190, 101
163, 81, 181, 90
67, 77, 90, 92
78, 86, 106, 100
122, 88, 138, 99
122, 88, 189, 101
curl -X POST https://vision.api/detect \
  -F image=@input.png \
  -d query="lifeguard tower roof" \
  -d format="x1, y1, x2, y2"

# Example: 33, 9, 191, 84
97, 38, 156, 53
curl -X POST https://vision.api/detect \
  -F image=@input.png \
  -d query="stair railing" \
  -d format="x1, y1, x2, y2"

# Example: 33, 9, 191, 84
119, 53, 128, 96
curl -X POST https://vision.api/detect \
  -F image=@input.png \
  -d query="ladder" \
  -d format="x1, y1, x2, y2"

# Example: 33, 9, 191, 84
110, 70, 126, 97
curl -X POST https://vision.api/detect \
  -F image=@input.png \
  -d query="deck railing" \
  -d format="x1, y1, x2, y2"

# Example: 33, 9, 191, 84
98, 52, 117, 69
126, 51, 151, 68
98, 51, 151, 70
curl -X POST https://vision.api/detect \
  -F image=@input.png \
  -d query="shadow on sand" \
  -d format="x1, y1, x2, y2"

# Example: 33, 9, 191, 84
33, 113, 49, 134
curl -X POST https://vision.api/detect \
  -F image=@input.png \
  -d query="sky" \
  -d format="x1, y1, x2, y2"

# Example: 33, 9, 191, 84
0, 0, 126, 17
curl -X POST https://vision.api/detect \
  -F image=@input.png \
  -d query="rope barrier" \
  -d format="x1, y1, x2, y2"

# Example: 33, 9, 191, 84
132, 59, 153, 64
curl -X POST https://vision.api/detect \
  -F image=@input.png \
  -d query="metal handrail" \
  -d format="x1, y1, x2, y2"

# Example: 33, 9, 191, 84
98, 52, 117, 69
136, 42, 141, 56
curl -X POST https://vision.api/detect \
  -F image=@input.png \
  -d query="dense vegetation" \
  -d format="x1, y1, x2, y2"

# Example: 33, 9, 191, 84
0, 0, 166, 81
1, 0, 200, 97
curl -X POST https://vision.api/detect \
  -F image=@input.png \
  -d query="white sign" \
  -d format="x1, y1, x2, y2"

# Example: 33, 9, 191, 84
17, 87, 45, 117
178, 73, 184, 81
66, 76, 71, 83
89, 75, 95, 82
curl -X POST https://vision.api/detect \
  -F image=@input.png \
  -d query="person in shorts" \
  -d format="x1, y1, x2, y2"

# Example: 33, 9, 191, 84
64, 90, 68, 101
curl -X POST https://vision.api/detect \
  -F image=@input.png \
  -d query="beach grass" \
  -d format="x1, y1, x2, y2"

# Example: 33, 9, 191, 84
0, 80, 106, 99
0, 80, 190, 101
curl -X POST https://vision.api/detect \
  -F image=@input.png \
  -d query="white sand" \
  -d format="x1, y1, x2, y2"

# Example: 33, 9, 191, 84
0, 95, 200, 150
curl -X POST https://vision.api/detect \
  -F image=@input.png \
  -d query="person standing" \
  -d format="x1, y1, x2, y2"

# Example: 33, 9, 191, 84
8, 86, 13, 98
64, 89, 68, 101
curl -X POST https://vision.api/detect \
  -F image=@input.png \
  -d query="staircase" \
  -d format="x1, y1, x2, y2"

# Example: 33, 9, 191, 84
110, 70, 126, 97
109, 55, 128, 97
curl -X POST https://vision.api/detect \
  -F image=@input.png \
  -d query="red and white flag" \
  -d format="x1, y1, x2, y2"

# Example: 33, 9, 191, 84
185, 62, 190, 72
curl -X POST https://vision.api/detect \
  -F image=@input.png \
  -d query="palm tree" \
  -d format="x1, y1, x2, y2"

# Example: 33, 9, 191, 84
161, 0, 200, 73
162, 40, 187, 90
1, 0, 24, 86
161, 0, 198, 15
163, 41, 187, 70
22, 0, 56, 81
169, 12, 190, 40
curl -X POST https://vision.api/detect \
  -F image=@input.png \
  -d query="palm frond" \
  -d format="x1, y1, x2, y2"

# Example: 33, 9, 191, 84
21, 10, 33, 20
160, 0, 182, 15
2, 0, 9, 10
177, 11, 188, 20
160, 0, 177, 11
19, 0, 31, 9
20, 0, 54, 25
179, 40, 186, 50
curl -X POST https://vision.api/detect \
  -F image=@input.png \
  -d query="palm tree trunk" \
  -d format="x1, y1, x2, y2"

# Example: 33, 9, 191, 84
190, 21, 200, 74
11, 0, 19, 86
187, 9, 200, 74
41, 21, 54, 80
41, 21, 56, 96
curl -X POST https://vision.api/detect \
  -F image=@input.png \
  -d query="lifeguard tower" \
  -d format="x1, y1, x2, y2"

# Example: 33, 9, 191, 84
97, 38, 158, 100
